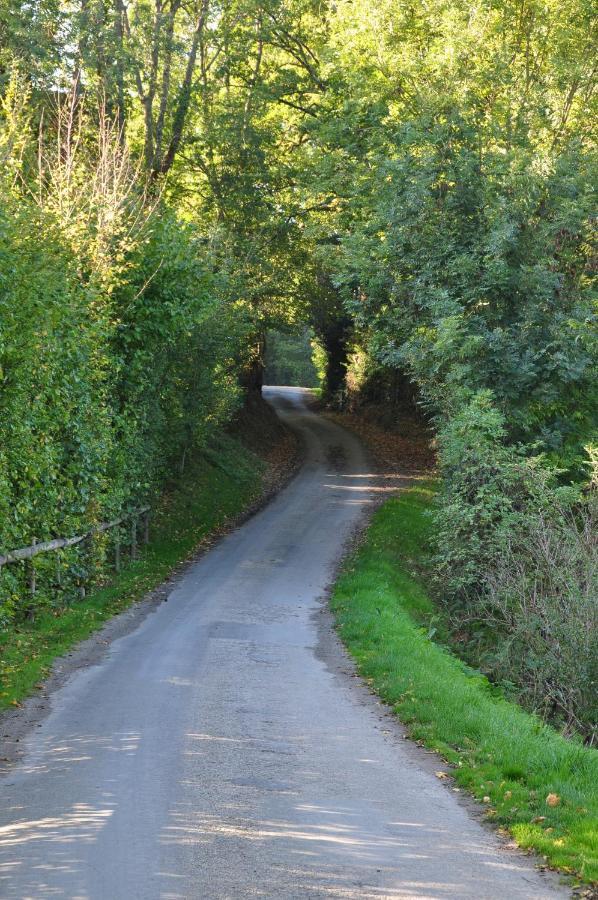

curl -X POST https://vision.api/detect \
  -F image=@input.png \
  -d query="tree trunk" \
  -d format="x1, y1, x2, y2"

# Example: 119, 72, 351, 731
239, 336, 265, 395
322, 323, 349, 399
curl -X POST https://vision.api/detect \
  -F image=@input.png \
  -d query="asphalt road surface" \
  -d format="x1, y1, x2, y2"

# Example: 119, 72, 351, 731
0, 387, 566, 899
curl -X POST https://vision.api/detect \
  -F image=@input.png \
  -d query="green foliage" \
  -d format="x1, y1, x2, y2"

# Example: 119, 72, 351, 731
331, 485, 598, 883
480, 488, 597, 739
433, 392, 536, 601
433, 395, 597, 737
264, 328, 319, 386
0, 94, 251, 628
301, 0, 596, 463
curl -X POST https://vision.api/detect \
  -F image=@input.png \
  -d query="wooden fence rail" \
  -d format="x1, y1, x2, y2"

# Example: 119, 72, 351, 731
0, 507, 150, 569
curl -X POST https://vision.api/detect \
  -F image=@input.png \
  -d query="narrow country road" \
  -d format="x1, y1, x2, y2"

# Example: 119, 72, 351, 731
0, 388, 566, 899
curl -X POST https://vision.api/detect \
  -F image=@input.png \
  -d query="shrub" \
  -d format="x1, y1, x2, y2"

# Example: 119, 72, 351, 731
482, 485, 597, 739
433, 392, 534, 604
434, 393, 597, 739
0, 93, 249, 628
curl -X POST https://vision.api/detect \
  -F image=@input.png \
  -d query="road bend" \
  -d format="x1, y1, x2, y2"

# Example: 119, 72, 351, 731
0, 387, 566, 899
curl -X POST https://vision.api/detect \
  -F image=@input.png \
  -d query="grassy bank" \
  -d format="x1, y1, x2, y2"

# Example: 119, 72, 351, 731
331, 483, 598, 885
0, 433, 269, 712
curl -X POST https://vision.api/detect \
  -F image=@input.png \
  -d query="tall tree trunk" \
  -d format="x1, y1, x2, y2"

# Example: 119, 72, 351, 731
154, 0, 182, 168
239, 335, 265, 396
156, 0, 209, 178
113, 0, 126, 138
322, 324, 349, 399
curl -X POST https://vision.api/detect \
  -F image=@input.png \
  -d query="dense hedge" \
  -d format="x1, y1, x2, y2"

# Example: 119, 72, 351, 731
0, 133, 249, 626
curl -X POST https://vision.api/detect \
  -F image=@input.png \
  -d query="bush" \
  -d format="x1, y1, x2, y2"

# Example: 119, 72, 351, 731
0, 95, 250, 628
482, 487, 597, 739
434, 392, 533, 602
434, 393, 597, 739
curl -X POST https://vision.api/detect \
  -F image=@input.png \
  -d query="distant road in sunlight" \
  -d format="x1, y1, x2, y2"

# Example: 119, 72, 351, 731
0, 388, 566, 898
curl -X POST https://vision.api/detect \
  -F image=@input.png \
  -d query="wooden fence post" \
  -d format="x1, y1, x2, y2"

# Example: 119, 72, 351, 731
0, 505, 150, 597
29, 538, 37, 596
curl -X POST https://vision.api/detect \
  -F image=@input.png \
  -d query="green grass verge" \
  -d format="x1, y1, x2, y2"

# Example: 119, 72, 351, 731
0, 433, 266, 712
331, 483, 598, 885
